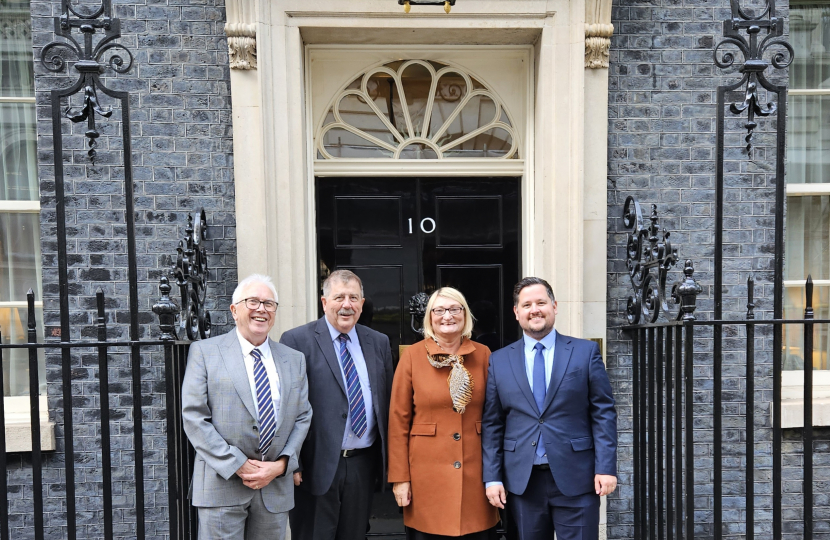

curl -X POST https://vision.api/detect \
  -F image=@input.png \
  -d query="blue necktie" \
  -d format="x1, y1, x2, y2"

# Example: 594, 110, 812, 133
338, 334, 368, 438
252, 348, 277, 455
533, 342, 547, 459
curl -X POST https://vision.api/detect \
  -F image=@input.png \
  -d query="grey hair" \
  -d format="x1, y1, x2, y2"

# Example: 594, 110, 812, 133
322, 269, 364, 298
232, 274, 279, 304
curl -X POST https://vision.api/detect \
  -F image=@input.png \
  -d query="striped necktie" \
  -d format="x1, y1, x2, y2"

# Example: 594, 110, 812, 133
338, 333, 368, 438
251, 348, 277, 455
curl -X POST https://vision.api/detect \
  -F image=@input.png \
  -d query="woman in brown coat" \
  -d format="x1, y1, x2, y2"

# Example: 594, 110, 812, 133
388, 287, 500, 540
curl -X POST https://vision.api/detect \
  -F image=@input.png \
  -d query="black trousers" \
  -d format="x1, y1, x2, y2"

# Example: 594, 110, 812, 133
509, 467, 600, 540
290, 450, 376, 540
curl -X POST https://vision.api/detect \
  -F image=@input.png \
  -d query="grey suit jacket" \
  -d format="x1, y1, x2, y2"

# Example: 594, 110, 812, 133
280, 318, 394, 496
182, 330, 313, 513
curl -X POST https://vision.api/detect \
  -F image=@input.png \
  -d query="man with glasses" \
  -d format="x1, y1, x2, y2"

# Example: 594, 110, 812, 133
182, 274, 312, 540
280, 269, 394, 540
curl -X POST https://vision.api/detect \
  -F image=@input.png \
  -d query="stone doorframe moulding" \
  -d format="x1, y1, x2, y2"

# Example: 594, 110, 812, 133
224, 0, 615, 70
223, 0, 611, 351
225, 0, 257, 69
585, 0, 613, 68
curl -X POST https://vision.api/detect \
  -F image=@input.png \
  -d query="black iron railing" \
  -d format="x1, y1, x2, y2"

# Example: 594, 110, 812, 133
627, 275, 823, 540
0, 289, 197, 540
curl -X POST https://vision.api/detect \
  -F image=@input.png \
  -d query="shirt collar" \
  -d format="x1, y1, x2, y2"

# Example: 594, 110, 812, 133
523, 328, 557, 353
324, 317, 359, 344
236, 328, 270, 358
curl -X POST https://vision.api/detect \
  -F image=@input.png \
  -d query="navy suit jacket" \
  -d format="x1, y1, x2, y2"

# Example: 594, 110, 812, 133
481, 332, 617, 497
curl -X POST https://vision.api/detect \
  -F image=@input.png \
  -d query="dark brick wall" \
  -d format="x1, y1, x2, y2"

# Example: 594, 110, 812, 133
7, 0, 822, 537
602, 0, 830, 539
5, 0, 237, 536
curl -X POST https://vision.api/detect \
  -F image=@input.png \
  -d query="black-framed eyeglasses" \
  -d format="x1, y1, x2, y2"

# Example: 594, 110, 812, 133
237, 298, 278, 312
431, 306, 464, 316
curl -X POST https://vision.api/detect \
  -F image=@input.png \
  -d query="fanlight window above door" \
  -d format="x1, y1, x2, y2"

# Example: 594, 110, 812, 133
317, 60, 519, 160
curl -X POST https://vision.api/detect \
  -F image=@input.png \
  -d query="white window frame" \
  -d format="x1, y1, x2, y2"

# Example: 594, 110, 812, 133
781, 79, 830, 427
0, 94, 55, 451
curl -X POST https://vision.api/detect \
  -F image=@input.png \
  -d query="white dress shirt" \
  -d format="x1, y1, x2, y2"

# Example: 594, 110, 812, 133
236, 329, 281, 421
523, 328, 557, 394
324, 319, 376, 450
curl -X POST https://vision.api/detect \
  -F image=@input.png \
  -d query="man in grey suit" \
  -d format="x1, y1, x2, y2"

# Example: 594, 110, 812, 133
280, 269, 394, 540
182, 274, 312, 540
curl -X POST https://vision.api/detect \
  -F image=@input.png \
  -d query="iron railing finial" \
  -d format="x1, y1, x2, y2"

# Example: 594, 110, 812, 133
673, 260, 702, 322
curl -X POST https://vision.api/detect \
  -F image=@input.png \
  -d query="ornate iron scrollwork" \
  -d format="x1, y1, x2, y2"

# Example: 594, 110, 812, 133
713, 0, 794, 155
409, 292, 430, 335
174, 209, 211, 340
154, 209, 211, 340
622, 196, 701, 324
39, 0, 134, 164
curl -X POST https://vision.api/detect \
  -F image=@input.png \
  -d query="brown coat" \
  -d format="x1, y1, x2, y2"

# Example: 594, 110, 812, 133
388, 338, 500, 536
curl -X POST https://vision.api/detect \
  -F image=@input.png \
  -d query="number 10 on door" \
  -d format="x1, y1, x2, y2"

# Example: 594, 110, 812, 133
408, 218, 436, 234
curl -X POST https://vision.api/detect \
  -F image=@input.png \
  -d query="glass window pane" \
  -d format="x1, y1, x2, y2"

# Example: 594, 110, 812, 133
322, 127, 394, 158
784, 285, 830, 370
399, 143, 438, 159
790, 1, 830, 90
0, 212, 42, 302
441, 127, 514, 158
1, 306, 45, 396
429, 72, 469, 138
398, 62, 432, 138
787, 95, 830, 184
432, 94, 498, 147
0, 0, 35, 97
0, 102, 37, 200
335, 94, 397, 147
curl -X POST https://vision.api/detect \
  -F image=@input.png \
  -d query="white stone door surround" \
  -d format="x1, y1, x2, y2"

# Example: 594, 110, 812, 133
223, 0, 611, 345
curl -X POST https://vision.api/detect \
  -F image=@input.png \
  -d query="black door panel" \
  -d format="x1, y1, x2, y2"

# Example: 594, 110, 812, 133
316, 177, 520, 356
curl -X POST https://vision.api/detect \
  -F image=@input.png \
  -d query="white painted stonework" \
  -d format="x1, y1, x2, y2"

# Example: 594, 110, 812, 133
224, 0, 611, 346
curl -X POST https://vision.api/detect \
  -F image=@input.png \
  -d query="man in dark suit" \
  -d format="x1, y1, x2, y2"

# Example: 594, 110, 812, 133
280, 269, 394, 540
481, 277, 617, 540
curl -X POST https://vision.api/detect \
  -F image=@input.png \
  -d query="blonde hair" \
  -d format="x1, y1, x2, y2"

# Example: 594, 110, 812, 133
422, 287, 474, 341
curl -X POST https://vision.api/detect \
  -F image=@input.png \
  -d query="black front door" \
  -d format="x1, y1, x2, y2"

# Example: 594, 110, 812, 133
316, 177, 520, 537
316, 177, 521, 358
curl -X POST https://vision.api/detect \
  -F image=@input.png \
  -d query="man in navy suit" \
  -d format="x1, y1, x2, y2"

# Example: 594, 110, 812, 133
481, 277, 617, 540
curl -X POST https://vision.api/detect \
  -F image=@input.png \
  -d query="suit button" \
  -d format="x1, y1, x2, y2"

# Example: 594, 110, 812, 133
539, 420, 544, 424
453, 461, 461, 469
453, 433, 460, 441
342, 413, 347, 419
253, 426, 258, 431
531, 441, 536, 446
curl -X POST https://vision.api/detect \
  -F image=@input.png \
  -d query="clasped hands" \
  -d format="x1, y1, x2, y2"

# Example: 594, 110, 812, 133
236, 456, 288, 490
485, 474, 617, 508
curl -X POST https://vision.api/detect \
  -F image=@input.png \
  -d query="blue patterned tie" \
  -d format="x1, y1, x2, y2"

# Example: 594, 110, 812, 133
533, 342, 547, 459
251, 348, 277, 455
338, 333, 368, 438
